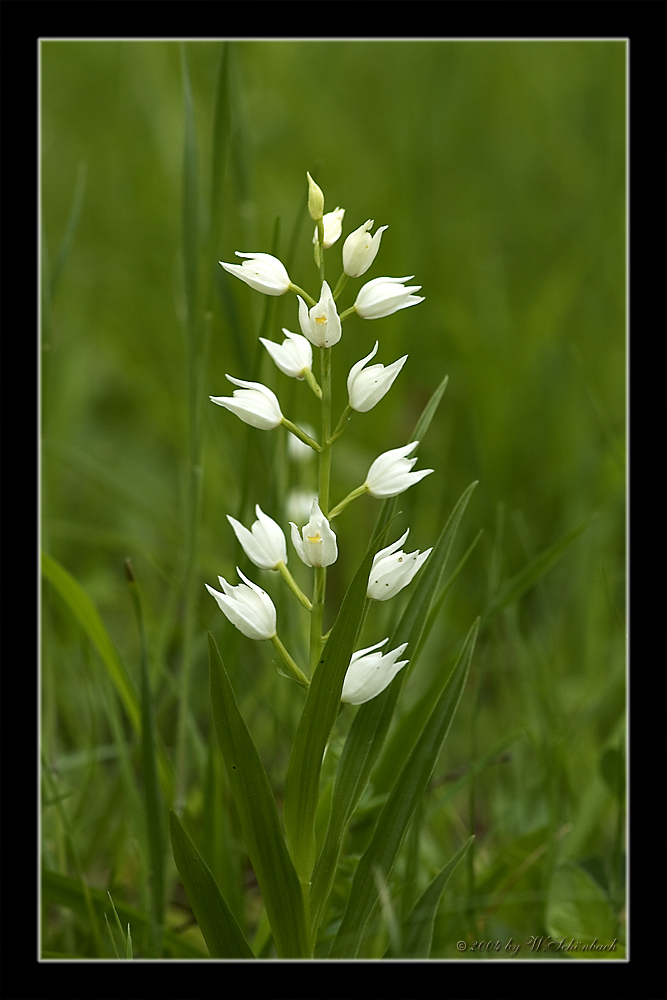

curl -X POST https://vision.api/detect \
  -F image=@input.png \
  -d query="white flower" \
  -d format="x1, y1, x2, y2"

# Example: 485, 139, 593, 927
365, 441, 433, 499
219, 252, 291, 296
347, 341, 408, 413
354, 276, 424, 320
298, 281, 342, 348
367, 529, 432, 601
260, 330, 313, 380
227, 505, 287, 571
210, 376, 283, 430
205, 568, 277, 641
290, 500, 338, 567
341, 639, 409, 705
313, 208, 345, 249
343, 220, 388, 278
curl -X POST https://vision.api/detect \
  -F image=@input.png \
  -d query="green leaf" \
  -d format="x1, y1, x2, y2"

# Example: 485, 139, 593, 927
480, 514, 596, 629
41, 551, 174, 800
41, 551, 140, 732
41, 868, 207, 959
329, 619, 479, 958
208, 634, 308, 958
311, 482, 477, 931
126, 561, 165, 951
411, 373, 449, 443
282, 520, 393, 887
390, 837, 473, 958
169, 811, 254, 959
545, 861, 621, 957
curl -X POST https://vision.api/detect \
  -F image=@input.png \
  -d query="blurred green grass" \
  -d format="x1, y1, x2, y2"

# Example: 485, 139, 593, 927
41, 39, 625, 958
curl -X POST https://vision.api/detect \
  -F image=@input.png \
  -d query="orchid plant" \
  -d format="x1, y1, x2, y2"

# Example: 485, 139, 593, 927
169, 172, 480, 959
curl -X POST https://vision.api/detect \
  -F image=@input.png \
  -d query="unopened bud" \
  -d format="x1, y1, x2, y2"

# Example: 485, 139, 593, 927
306, 171, 325, 221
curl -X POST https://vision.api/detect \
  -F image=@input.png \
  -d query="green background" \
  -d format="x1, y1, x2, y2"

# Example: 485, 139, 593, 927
41, 40, 625, 958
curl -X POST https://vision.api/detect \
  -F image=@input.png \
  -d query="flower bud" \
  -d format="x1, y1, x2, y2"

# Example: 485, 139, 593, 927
306, 171, 325, 221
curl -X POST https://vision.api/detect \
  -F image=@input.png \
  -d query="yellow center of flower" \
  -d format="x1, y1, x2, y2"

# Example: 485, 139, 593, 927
314, 315, 327, 325
307, 533, 322, 544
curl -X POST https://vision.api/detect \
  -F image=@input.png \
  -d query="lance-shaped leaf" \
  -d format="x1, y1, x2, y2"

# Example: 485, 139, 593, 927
282, 521, 393, 885
388, 836, 474, 958
329, 618, 479, 958
41, 551, 174, 801
208, 635, 308, 957
169, 811, 254, 959
311, 482, 477, 931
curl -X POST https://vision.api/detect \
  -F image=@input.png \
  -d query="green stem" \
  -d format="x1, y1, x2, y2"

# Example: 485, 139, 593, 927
332, 272, 348, 301
271, 634, 310, 689
309, 567, 326, 674
277, 561, 313, 611
318, 348, 332, 512
328, 484, 369, 520
302, 366, 322, 399
329, 403, 352, 444
281, 417, 322, 452
289, 282, 316, 307
339, 305, 356, 322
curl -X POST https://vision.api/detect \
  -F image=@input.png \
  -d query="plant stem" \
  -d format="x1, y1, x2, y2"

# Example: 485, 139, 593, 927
289, 282, 316, 307
328, 484, 368, 520
277, 561, 313, 611
309, 566, 326, 674
271, 634, 310, 689
281, 417, 322, 452
329, 403, 352, 444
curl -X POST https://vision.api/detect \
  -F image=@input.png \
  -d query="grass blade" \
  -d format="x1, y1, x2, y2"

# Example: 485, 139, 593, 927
208, 634, 308, 957
41, 551, 174, 800
480, 514, 597, 629
169, 811, 254, 959
390, 836, 473, 957
42, 551, 139, 731
329, 619, 479, 957
41, 867, 207, 958
125, 560, 165, 954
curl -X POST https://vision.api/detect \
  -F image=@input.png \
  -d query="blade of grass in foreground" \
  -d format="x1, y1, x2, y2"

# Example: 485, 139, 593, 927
169, 811, 254, 959
329, 618, 479, 958
208, 634, 308, 958
41, 552, 174, 800
41, 867, 207, 958
387, 836, 474, 958
479, 514, 597, 629
125, 560, 165, 955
